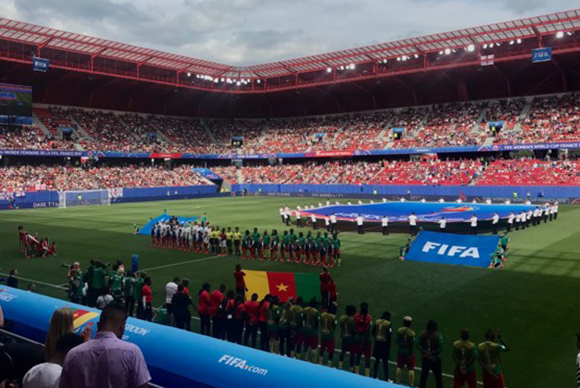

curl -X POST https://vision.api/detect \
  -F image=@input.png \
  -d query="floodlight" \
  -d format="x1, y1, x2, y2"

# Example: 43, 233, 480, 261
444, 48, 451, 55
556, 31, 564, 38
326, 67, 332, 72
466, 44, 475, 52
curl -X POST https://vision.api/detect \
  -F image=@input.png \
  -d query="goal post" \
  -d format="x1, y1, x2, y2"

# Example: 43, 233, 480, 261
58, 190, 111, 208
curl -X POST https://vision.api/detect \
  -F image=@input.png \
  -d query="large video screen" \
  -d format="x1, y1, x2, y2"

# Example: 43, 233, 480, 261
0, 83, 32, 125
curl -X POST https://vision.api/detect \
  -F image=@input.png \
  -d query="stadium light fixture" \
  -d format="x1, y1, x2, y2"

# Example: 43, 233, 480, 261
414, 54, 419, 59
517, 38, 522, 43
256, 79, 261, 84
556, 31, 564, 38
213, 79, 219, 83
186, 72, 191, 77
489, 43, 494, 48
444, 48, 451, 55
509, 40, 514, 45
567, 31, 573, 36
326, 67, 332, 73
466, 44, 475, 52
438, 50, 443, 55
349, 63, 355, 69
482, 44, 488, 49
236, 81, 241, 86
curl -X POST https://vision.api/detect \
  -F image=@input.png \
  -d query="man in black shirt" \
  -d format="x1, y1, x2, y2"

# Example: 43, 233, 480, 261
172, 284, 195, 331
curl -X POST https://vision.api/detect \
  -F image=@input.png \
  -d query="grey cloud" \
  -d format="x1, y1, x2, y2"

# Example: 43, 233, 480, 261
4, 0, 580, 65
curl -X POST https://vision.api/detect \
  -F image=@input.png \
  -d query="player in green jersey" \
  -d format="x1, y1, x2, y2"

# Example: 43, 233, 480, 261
338, 305, 357, 371
302, 298, 320, 363
287, 296, 304, 358
242, 230, 250, 260
267, 296, 281, 353
332, 233, 341, 267
396, 316, 416, 387
134, 272, 146, 318
500, 233, 510, 252
278, 297, 293, 356
251, 228, 261, 260
123, 271, 136, 317
417, 319, 443, 388
288, 229, 297, 262
478, 329, 510, 388
109, 265, 124, 302
452, 329, 478, 388
297, 232, 305, 264
270, 230, 279, 261
373, 311, 393, 381
319, 303, 337, 367
280, 230, 290, 262
262, 230, 271, 261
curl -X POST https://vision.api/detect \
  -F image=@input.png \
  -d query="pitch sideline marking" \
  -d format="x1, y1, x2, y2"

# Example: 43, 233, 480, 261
141, 255, 220, 272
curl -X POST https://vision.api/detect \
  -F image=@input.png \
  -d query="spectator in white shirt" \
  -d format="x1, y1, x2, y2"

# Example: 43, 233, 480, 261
324, 216, 330, 232
507, 212, 515, 232
311, 214, 318, 229
23, 333, 84, 388
381, 216, 389, 235
420, 198, 426, 203
296, 210, 302, 228
438, 217, 446, 231
382, 197, 387, 203
96, 288, 114, 310
330, 213, 337, 233
400, 197, 406, 202
279, 207, 285, 224
485, 199, 492, 205
165, 277, 180, 317
492, 212, 500, 235
409, 213, 418, 235
355, 215, 364, 235
470, 214, 478, 235
438, 198, 445, 203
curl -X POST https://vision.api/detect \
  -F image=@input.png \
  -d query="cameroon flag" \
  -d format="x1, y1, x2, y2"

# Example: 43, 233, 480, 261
245, 270, 319, 302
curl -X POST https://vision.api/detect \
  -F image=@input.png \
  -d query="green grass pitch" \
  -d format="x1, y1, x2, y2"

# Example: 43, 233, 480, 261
1, 196, 578, 388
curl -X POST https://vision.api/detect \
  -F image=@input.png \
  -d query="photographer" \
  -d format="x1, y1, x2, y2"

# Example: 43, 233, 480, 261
86, 260, 108, 307
65, 262, 84, 304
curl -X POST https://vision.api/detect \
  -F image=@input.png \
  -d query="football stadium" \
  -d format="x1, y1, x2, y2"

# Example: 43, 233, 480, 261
1, 5, 580, 388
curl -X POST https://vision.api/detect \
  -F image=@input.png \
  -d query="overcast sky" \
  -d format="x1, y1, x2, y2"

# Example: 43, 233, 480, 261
0, 0, 578, 65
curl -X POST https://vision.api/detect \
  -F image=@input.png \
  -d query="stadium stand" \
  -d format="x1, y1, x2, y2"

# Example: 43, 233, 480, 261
0, 165, 210, 193
475, 158, 580, 186
0, 93, 577, 155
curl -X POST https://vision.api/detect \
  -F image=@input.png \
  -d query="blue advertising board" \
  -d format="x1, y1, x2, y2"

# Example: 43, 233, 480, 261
0, 287, 402, 388
32, 56, 50, 72
1, 141, 580, 160
532, 47, 552, 63
405, 231, 501, 268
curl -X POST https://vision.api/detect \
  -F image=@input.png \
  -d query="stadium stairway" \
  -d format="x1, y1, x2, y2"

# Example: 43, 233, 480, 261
512, 98, 533, 131
472, 105, 490, 133
377, 113, 397, 143
201, 119, 219, 145
69, 116, 94, 141
32, 113, 52, 137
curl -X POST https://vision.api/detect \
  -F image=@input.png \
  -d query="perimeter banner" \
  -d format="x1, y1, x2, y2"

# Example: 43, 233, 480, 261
405, 231, 500, 268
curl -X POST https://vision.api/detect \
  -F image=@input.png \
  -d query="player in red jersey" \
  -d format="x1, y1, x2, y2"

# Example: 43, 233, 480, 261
319, 267, 332, 311
234, 264, 247, 301
47, 241, 57, 256
210, 284, 226, 339
353, 302, 373, 376
259, 294, 272, 351
18, 226, 25, 252
243, 293, 260, 348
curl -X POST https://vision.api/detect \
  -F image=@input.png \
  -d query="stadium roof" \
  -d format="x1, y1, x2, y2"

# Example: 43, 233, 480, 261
1, 8, 580, 92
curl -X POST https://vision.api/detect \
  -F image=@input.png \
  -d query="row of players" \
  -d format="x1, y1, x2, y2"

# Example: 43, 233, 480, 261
17, 226, 58, 258
151, 220, 343, 266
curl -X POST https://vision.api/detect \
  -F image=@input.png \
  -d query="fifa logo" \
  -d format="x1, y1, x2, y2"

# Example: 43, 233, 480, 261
218, 355, 268, 376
